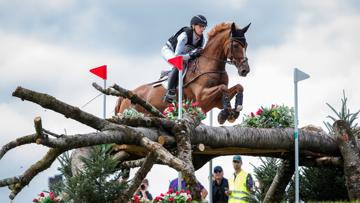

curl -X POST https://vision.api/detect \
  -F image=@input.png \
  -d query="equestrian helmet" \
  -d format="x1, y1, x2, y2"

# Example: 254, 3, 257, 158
190, 15, 207, 27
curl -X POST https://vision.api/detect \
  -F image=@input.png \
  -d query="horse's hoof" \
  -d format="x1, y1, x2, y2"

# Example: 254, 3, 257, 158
227, 116, 236, 123
217, 110, 229, 125
227, 110, 240, 123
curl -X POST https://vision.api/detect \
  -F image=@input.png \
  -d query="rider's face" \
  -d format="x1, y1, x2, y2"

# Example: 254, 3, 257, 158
193, 24, 206, 36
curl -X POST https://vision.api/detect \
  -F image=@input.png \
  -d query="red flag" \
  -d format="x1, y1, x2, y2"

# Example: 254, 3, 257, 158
90, 65, 107, 80
168, 56, 183, 71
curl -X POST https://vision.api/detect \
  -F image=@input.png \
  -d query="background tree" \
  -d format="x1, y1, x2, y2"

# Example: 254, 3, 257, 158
55, 145, 127, 203
245, 104, 351, 202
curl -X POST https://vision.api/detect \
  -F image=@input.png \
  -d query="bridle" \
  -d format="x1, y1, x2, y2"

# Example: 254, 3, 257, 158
201, 36, 248, 68
228, 37, 248, 68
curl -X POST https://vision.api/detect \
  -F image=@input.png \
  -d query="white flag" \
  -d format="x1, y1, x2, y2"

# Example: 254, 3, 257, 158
294, 68, 310, 82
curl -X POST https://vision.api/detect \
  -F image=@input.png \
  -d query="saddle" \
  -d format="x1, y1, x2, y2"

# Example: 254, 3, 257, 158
151, 67, 188, 88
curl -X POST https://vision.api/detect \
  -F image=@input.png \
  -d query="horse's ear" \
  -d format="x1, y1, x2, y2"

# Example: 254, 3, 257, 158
231, 22, 236, 34
242, 23, 251, 33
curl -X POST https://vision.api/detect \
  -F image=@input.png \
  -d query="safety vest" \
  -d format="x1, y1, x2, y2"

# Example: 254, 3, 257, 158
228, 170, 250, 203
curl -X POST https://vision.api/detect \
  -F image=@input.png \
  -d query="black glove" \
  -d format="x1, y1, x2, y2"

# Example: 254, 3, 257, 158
189, 48, 202, 59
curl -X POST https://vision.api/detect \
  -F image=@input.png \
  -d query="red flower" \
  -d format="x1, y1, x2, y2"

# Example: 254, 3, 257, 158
155, 196, 163, 201
256, 108, 263, 115
33, 198, 39, 202
180, 189, 185, 193
169, 197, 175, 202
192, 101, 199, 107
176, 191, 180, 195
168, 188, 174, 194
133, 194, 140, 201
39, 192, 45, 197
187, 197, 193, 202
186, 190, 191, 194
160, 193, 165, 197
49, 192, 55, 200
168, 103, 174, 108
250, 112, 255, 117
168, 106, 174, 113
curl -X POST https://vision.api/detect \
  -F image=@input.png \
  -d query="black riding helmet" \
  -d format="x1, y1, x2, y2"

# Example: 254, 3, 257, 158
190, 15, 207, 27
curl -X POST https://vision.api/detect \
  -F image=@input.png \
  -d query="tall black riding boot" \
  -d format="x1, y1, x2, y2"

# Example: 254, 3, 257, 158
164, 67, 179, 103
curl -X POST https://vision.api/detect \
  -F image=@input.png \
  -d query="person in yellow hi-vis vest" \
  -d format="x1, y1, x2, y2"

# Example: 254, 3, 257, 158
227, 155, 254, 203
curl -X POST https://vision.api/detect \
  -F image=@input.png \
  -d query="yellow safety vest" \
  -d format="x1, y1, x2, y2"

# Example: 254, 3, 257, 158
228, 170, 250, 203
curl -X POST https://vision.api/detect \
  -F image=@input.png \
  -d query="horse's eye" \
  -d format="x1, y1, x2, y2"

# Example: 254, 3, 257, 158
233, 44, 240, 49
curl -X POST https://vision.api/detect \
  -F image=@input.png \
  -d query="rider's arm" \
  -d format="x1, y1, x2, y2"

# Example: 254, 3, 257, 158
174, 32, 190, 60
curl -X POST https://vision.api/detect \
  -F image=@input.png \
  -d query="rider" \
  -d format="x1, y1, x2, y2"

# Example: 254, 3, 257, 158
161, 15, 207, 103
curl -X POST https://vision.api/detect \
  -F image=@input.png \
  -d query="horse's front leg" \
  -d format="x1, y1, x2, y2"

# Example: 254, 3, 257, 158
226, 84, 244, 123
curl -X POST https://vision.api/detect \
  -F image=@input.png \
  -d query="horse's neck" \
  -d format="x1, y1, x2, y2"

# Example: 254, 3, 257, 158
201, 34, 228, 71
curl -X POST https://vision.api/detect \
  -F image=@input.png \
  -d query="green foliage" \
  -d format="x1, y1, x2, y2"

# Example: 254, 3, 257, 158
246, 104, 348, 202
324, 91, 360, 138
251, 157, 280, 201
55, 145, 126, 203
121, 107, 145, 119
301, 167, 348, 202
240, 104, 294, 128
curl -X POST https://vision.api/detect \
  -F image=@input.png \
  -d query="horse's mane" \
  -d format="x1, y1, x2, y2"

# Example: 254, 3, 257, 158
207, 22, 232, 42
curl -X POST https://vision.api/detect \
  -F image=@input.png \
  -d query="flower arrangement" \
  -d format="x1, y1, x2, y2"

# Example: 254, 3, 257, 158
130, 194, 147, 203
240, 104, 294, 128
153, 188, 192, 203
162, 100, 206, 124
32, 192, 63, 203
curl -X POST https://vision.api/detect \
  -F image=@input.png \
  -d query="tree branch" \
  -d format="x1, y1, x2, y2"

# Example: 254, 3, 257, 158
92, 83, 164, 118
116, 152, 157, 203
0, 134, 36, 159
12, 86, 109, 131
2, 148, 65, 199
263, 159, 294, 203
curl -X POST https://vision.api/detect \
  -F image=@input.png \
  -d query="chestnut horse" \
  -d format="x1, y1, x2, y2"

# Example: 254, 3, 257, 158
115, 22, 250, 124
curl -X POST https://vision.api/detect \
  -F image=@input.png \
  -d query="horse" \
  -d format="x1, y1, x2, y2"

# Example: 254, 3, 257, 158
115, 22, 250, 124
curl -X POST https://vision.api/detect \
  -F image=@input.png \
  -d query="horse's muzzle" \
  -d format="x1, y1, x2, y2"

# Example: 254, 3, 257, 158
238, 62, 250, 77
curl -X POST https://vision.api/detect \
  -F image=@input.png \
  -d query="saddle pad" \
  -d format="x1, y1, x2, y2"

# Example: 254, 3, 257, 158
152, 68, 188, 89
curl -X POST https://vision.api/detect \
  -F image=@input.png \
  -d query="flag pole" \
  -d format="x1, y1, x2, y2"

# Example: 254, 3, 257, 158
293, 68, 309, 203
209, 110, 213, 203
103, 79, 106, 119
177, 67, 183, 192
167, 56, 184, 192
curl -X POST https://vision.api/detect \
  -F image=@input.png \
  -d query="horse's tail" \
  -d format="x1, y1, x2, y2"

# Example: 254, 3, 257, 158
114, 96, 124, 115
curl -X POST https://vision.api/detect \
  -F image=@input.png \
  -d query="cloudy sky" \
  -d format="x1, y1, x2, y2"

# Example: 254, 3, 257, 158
1, 0, 360, 202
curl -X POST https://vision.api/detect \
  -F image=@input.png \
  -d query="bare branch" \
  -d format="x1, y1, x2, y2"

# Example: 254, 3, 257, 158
116, 152, 157, 202
93, 82, 164, 118
34, 116, 44, 142
0, 134, 36, 159
12, 86, 109, 130
2, 148, 65, 199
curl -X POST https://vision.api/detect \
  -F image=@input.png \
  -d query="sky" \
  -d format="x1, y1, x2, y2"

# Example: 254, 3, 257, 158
1, 0, 360, 202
